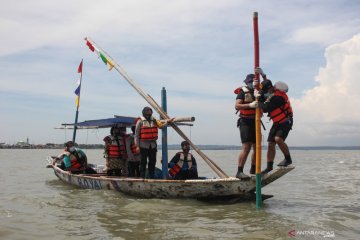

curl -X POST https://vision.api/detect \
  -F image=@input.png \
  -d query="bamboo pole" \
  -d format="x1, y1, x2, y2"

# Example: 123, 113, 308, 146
159, 116, 195, 123
85, 38, 228, 178
253, 12, 263, 208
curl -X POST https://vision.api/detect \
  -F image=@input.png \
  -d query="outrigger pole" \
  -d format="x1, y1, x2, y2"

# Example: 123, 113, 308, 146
85, 38, 228, 178
253, 12, 263, 208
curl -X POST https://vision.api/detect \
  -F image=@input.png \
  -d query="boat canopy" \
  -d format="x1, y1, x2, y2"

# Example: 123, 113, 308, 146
60, 116, 137, 129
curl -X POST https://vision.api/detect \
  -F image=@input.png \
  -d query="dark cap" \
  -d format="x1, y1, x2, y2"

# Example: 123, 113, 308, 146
261, 79, 273, 92
142, 106, 153, 116
181, 141, 190, 147
64, 141, 74, 148
243, 74, 255, 84
110, 125, 118, 135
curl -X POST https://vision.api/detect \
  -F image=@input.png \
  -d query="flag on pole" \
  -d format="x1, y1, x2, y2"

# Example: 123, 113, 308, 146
74, 60, 83, 107
108, 59, 114, 71
77, 60, 83, 73
86, 39, 95, 52
85, 38, 114, 71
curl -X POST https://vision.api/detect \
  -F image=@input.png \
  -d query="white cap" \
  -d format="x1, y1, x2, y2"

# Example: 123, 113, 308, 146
274, 81, 288, 92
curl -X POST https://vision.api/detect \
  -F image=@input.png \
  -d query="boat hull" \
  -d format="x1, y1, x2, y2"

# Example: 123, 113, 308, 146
50, 162, 294, 200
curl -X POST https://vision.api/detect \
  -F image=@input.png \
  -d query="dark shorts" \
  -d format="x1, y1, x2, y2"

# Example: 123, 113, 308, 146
238, 118, 256, 144
267, 119, 293, 142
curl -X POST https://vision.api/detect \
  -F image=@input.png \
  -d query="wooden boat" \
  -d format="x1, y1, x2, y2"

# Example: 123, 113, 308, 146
49, 116, 294, 201
48, 39, 295, 202
47, 156, 294, 201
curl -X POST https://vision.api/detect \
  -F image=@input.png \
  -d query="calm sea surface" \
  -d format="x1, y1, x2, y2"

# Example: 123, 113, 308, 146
0, 149, 359, 240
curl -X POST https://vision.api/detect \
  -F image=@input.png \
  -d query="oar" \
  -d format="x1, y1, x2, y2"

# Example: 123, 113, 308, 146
85, 38, 228, 178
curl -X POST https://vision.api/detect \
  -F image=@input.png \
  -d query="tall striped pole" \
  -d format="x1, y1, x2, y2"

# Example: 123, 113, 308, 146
253, 12, 263, 208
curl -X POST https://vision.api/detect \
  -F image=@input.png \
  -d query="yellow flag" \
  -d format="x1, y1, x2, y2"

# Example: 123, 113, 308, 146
76, 96, 80, 107
108, 60, 114, 71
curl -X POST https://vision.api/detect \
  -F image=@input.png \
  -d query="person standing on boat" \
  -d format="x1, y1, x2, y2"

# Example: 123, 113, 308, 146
56, 141, 96, 174
103, 125, 128, 176
124, 126, 141, 177
234, 73, 258, 179
135, 106, 173, 179
254, 68, 293, 173
167, 141, 198, 180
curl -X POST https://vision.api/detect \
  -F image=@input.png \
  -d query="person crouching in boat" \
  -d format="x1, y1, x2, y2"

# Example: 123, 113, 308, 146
124, 126, 141, 177
103, 125, 128, 176
56, 141, 96, 174
253, 67, 294, 174
134, 106, 174, 179
234, 73, 258, 179
167, 141, 198, 180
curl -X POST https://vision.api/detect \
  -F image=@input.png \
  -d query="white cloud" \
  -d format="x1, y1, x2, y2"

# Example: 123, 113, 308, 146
286, 23, 360, 46
291, 34, 360, 145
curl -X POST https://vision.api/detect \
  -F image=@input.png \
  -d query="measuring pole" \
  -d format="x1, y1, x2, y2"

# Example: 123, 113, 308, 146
161, 87, 169, 179
253, 12, 263, 208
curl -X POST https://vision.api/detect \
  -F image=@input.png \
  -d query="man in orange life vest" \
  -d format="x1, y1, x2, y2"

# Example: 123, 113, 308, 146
168, 141, 198, 180
234, 73, 258, 179
254, 68, 294, 173
103, 125, 128, 176
135, 107, 173, 179
56, 141, 96, 174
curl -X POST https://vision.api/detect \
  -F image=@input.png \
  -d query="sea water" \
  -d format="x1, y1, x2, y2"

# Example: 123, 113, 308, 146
0, 149, 359, 239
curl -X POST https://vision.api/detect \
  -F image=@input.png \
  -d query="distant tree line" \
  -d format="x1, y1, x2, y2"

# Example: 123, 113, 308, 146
1, 143, 359, 150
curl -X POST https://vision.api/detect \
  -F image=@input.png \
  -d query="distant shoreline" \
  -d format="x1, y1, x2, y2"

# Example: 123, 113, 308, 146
1, 143, 359, 150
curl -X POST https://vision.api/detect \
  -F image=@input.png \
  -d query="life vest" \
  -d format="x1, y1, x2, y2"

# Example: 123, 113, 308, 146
168, 164, 181, 179
238, 86, 256, 118
130, 140, 138, 154
168, 152, 193, 179
64, 150, 86, 171
124, 134, 138, 154
268, 90, 293, 124
139, 116, 158, 141
107, 135, 126, 159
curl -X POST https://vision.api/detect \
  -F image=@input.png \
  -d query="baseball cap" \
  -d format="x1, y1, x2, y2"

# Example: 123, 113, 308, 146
243, 74, 255, 84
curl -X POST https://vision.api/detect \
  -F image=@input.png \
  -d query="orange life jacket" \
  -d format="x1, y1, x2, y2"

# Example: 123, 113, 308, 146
107, 135, 126, 159
168, 164, 181, 178
130, 142, 137, 153
268, 90, 293, 124
65, 150, 86, 171
124, 134, 138, 154
168, 152, 193, 179
237, 86, 256, 118
139, 116, 158, 141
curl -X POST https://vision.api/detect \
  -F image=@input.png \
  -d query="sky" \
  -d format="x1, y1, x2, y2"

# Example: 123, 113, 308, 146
1, 0, 360, 146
